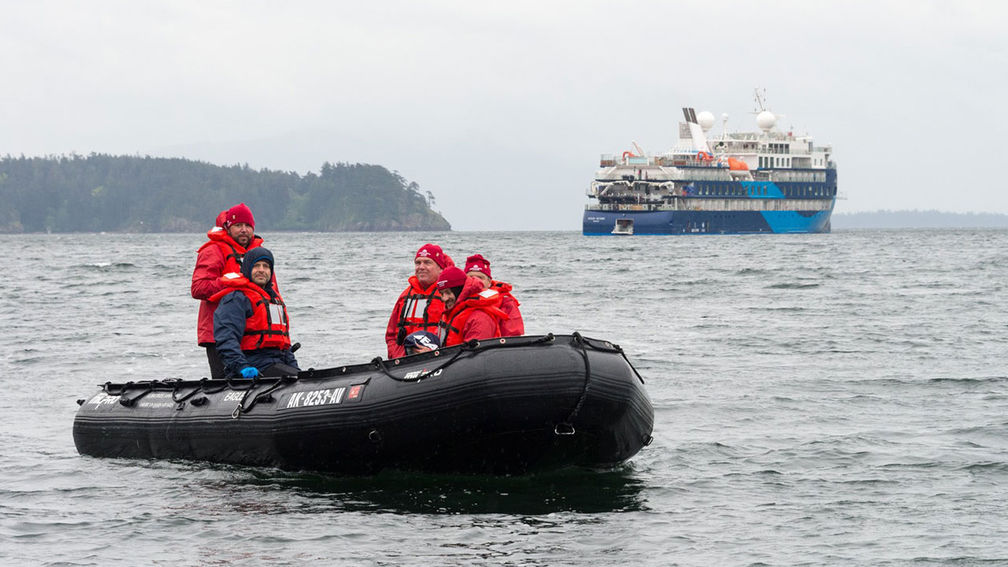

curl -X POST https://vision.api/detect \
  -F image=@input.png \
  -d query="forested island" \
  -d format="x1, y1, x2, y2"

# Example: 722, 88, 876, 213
0, 154, 451, 233
832, 210, 1008, 229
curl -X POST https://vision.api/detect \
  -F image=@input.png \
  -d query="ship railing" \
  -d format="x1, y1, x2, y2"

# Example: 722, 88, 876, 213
587, 198, 836, 213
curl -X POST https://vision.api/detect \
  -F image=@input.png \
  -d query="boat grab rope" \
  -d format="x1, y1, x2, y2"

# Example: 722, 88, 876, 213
555, 332, 591, 435
370, 333, 559, 383
572, 336, 646, 386
230, 376, 295, 419
98, 375, 298, 416
557, 333, 647, 434
110, 380, 155, 407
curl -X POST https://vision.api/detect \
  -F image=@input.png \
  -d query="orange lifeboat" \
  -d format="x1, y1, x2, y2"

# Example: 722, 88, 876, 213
727, 157, 749, 171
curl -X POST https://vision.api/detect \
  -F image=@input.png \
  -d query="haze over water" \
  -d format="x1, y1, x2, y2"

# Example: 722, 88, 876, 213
3, 229, 1006, 566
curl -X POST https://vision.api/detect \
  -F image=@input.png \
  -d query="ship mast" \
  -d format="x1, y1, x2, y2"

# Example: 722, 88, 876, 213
754, 87, 768, 112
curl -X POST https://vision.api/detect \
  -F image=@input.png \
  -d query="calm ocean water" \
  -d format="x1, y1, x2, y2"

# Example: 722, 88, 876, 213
2, 229, 1007, 566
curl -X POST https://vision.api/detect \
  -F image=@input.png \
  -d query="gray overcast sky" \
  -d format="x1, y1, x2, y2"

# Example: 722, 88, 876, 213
2, 1, 1005, 230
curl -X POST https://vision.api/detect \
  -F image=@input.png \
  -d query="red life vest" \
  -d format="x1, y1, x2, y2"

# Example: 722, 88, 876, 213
442, 288, 507, 347
197, 229, 264, 275
210, 274, 291, 351
395, 276, 445, 343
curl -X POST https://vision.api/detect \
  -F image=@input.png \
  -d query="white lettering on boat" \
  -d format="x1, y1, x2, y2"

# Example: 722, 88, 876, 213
402, 368, 443, 380
90, 393, 119, 408
284, 387, 346, 409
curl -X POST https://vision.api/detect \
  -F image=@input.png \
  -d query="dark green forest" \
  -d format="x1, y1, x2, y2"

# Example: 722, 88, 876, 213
0, 154, 451, 232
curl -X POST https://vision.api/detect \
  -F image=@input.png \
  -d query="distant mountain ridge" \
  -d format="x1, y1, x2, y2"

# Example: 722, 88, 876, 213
832, 210, 1008, 229
0, 154, 451, 233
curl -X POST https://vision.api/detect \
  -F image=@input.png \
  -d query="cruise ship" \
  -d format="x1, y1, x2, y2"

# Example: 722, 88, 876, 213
583, 91, 837, 235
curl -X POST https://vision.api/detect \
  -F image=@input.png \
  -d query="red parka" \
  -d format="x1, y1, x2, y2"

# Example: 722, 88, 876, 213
385, 276, 445, 359
489, 280, 524, 337
441, 277, 507, 347
191, 227, 264, 345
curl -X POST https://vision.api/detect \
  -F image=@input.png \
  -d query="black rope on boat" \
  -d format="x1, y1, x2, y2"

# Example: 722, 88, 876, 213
226, 374, 262, 418
198, 379, 232, 395
231, 384, 255, 419
372, 343, 473, 382
589, 340, 648, 385
230, 375, 297, 418
556, 332, 592, 435
171, 379, 207, 407
102, 381, 130, 397
118, 380, 157, 407
245, 375, 294, 411
620, 350, 646, 385
373, 334, 561, 383
575, 336, 647, 386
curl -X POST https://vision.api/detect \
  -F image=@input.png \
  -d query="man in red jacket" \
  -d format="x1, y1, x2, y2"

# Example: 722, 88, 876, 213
385, 243, 449, 359
191, 203, 265, 378
464, 253, 524, 337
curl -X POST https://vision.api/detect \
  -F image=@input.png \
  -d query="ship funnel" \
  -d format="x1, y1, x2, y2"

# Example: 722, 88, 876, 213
682, 107, 713, 154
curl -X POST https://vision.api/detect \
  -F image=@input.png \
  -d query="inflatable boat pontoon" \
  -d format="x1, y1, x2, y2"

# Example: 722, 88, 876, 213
73, 333, 654, 475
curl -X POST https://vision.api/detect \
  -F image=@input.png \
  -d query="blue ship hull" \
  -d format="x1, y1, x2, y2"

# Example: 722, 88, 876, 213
583, 208, 833, 235
583, 171, 837, 235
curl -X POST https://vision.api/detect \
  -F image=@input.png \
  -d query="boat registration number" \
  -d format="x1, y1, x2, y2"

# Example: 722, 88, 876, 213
280, 384, 365, 409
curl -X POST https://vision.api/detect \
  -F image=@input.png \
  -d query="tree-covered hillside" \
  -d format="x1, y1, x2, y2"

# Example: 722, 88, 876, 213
0, 154, 451, 232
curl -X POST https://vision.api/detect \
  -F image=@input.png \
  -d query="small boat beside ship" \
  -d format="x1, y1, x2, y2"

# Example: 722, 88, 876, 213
73, 334, 654, 475
583, 90, 838, 235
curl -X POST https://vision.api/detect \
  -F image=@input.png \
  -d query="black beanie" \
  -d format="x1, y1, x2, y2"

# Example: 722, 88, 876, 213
241, 247, 274, 280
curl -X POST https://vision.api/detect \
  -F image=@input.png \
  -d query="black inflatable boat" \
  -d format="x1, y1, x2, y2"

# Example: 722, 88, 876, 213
73, 333, 654, 475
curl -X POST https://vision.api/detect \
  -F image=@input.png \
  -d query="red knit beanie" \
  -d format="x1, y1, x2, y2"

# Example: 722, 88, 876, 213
223, 203, 255, 229
415, 243, 447, 268
464, 254, 491, 279
436, 266, 467, 291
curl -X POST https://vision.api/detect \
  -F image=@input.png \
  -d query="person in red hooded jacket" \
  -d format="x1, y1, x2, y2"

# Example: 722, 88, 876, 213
437, 266, 507, 347
385, 243, 451, 359
191, 203, 266, 378
464, 253, 524, 337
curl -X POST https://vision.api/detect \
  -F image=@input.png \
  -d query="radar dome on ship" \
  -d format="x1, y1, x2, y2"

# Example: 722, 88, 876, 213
697, 111, 715, 131
757, 110, 776, 131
